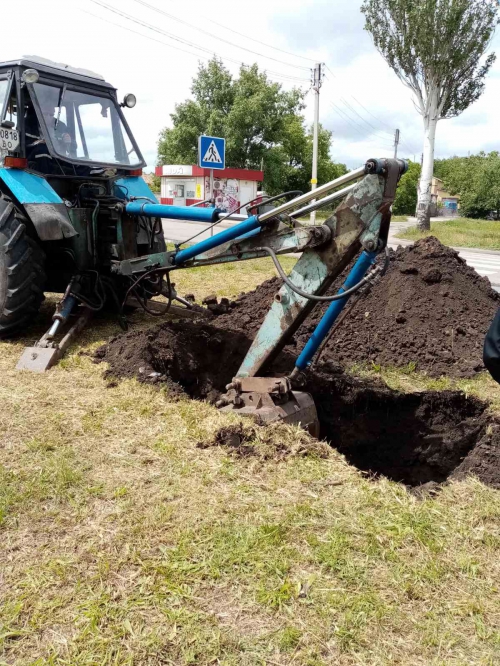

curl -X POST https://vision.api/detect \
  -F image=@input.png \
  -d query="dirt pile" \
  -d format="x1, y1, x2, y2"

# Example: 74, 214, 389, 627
95, 320, 252, 401
211, 237, 499, 378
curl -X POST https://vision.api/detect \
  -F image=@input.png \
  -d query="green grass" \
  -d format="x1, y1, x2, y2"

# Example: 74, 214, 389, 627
2, 260, 500, 664
396, 217, 500, 250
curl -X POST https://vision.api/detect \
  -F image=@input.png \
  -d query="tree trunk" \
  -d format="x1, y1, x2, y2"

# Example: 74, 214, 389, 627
416, 115, 438, 231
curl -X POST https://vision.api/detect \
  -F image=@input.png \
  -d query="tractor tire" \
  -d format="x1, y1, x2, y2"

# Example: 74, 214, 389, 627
0, 197, 46, 338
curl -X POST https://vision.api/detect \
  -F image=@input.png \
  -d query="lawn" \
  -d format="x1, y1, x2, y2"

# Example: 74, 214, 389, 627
2, 257, 500, 665
396, 218, 500, 250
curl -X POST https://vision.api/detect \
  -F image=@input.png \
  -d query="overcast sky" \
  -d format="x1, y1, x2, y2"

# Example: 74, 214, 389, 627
6, 0, 500, 171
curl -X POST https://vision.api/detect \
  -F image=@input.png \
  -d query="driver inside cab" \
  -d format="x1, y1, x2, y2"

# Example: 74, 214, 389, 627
26, 100, 75, 172
42, 103, 74, 155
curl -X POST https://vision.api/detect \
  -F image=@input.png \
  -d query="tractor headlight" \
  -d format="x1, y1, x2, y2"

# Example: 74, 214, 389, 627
22, 69, 40, 84
122, 93, 137, 108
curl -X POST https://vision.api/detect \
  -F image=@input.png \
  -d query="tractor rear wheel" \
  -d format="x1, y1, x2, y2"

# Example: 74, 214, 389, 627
0, 197, 46, 337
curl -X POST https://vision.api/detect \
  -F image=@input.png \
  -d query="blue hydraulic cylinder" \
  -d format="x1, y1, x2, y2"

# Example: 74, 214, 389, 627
295, 250, 377, 371
125, 201, 220, 223
174, 215, 261, 265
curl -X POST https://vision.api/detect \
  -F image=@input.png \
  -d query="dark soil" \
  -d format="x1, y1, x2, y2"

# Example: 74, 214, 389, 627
211, 236, 500, 379
96, 236, 500, 489
95, 320, 252, 402
452, 424, 500, 489
96, 320, 499, 489
197, 422, 330, 461
306, 370, 490, 486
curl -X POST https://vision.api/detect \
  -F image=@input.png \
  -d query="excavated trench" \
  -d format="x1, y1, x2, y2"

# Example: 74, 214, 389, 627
97, 320, 498, 488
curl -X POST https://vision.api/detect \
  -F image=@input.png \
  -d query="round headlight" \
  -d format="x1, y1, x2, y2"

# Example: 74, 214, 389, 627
123, 93, 137, 108
22, 69, 40, 84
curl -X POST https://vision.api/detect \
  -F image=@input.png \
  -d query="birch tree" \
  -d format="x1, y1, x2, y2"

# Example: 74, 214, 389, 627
361, 0, 498, 230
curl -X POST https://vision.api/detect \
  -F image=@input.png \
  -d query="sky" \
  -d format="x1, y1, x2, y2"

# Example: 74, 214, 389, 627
5, 0, 500, 171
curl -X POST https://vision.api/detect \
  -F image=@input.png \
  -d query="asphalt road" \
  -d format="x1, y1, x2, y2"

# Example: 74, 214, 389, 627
162, 218, 500, 292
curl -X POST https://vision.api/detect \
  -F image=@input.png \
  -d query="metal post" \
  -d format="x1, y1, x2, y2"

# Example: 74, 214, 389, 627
394, 129, 400, 159
310, 63, 323, 226
210, 168, 214, 236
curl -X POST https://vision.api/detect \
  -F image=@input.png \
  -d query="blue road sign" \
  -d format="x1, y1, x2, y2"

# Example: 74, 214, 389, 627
198, 135, 226, 170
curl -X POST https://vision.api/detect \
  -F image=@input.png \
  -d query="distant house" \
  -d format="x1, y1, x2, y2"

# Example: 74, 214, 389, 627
430, 177, 460, 216
142, 172, 158, 192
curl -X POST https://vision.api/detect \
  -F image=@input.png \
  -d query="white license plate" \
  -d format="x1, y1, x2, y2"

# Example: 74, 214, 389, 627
0, 127, 20, 152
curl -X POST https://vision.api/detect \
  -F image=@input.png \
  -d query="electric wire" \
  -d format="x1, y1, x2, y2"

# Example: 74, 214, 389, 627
130, 0, 311, 71
325, 64, 398, 136
82, 9, 308, 84
88, 1, 311, 83
323, 68, 420, 154
158, 0, 318, 64
326, 100, 395, 149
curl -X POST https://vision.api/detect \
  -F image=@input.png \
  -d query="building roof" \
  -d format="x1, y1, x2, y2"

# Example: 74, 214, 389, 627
155, 165, 264, 181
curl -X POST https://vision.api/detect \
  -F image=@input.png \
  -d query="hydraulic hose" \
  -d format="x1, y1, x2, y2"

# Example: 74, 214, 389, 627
256, 245, 390, 302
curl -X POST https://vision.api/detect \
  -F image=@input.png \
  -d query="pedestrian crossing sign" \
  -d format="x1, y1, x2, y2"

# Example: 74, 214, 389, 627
198, 135, 226, 170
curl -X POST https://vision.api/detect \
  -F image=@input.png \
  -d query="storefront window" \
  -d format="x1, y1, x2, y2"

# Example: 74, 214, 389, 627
167, 183, 185, 197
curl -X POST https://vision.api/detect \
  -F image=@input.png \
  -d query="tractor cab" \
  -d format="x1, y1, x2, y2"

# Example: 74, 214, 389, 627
0, 56, 144, 180
0, 56, 163, 351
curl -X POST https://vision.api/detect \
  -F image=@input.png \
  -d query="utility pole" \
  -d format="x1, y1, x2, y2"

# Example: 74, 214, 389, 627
310, 62, 323, 225
394, 128, 400, 159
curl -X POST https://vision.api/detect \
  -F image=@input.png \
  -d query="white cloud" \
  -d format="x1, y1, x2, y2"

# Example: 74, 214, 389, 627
4, 0, 500, 171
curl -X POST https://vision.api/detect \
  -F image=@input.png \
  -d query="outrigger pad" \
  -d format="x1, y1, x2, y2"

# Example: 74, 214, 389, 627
16, 347, 60, 373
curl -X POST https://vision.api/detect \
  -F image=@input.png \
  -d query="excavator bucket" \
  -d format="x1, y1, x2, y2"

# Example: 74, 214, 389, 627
218, 377, 320, 438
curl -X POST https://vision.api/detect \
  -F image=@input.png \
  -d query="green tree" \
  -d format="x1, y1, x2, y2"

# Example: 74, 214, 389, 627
393, 160, 421, 215
157, 58, 346, 196
441, 152, 500, 218
362, 0, 498, 230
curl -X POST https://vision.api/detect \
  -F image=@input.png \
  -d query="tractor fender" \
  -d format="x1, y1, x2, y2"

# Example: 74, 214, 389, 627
0, 168, 77, 241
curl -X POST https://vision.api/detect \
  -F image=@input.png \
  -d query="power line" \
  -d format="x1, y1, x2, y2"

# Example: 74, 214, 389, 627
327, 101, 394, 149
322, 75, 408, 148
88, 1, 311, 83
158, 0, 319, 65
326, 94, 395, 145
324, 64, 396, 134
339, 96, 394, 138
131, 0, 312, 71
81, 7, 309, 90
324, 64, 421, 154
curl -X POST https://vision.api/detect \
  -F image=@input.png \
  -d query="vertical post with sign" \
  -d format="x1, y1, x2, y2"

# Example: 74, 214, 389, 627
199, 135, 226, 236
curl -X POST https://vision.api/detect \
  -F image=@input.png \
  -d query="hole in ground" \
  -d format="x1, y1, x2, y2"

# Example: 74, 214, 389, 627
307, 375, 488, 486
101, 320, 492, 487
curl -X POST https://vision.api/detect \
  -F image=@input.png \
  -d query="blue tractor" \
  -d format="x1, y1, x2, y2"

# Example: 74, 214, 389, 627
0, 57, 165, 342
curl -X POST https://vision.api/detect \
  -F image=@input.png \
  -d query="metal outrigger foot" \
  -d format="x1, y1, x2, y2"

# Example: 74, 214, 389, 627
16, 296, 92, 373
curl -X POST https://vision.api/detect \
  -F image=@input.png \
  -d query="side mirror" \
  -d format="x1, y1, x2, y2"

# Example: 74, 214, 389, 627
1, 120, 15, 129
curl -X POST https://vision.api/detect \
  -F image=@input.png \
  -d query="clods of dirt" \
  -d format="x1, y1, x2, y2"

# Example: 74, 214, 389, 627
211, 237, 499, 378
197, 422, 330, 461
